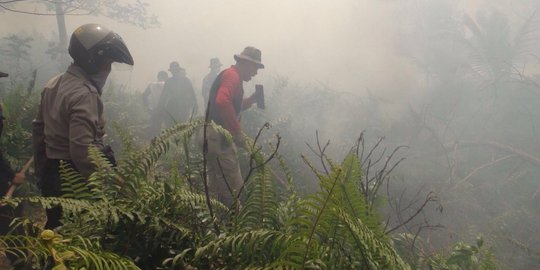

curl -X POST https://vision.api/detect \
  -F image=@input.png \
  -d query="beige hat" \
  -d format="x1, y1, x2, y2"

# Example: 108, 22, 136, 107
234, 46, 264, 68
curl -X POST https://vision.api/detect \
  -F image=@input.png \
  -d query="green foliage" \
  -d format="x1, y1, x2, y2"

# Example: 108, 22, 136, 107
1, 34, 33, 71
101, 85, 150, 157
0, 234, 138, 269
1, 117, 411, 269
1, 120, 219, 269
57, 122, 222, 268
289, 152, 407, 269
168, 150, 410, 269
0, 83, 421, 269
427, 237, 498, 270
237, 149, 280, 231
0, 84, 37, 164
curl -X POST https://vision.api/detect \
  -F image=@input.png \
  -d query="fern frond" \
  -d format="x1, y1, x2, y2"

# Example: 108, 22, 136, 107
239, 155, 280, 230
59, 160, 92, 200
339, 152, 384, 236
167, 229, 292, 269
87, 146, 124, 200
111, 121, 139, 159
283, 152, 408, 268
59, 146, 120, 201
0, 196, 92, 215
113, 120, 205, 197
337, 209, 410, 269
0, 235, 49, 262
62, 236, 140, 270
0, 234, 140, 270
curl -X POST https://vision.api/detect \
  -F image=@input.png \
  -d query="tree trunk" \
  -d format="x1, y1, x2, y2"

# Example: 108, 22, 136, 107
54, 2, 70, 70
55, 3, 67, 50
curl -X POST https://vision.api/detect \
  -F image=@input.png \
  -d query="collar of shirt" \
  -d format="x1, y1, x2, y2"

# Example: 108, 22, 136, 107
66, 64, 93, 84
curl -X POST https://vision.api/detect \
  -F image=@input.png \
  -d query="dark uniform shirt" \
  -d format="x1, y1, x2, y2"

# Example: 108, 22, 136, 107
32, 64, 106, 178
157, 75, 198, 123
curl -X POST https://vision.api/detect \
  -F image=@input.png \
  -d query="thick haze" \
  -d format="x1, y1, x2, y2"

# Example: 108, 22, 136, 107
3, 1, 540, 268
2, 0, 479, 98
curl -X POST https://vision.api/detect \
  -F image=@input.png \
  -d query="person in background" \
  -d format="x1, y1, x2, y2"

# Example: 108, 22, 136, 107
202, 57, 222, 105
142, 70, 168, 113
0, 74, 27, 268
155, 61, 198, 128
1, 101, 26, 235
32, 24, 134, 229
205, 46, 264, 207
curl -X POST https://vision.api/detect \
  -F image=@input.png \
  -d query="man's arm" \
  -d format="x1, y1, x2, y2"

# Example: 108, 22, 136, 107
242, 94, 256, 111
215, 75, 241, 136
215, 72, 246, 147
68, 91, 102, 178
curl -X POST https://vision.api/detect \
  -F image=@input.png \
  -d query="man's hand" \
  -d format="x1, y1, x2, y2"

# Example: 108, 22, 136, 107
12, 172, 25, 185
233, 133, 247, 149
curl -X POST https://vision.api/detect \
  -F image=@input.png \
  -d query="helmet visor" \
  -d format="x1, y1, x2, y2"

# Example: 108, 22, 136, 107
112, 62, 134, 71
101, 32, 134, 66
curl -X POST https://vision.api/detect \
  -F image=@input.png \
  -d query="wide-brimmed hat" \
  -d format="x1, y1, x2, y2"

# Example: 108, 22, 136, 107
209, 58, 222, 68
169, 61, 182, 72
234, 46, 264, 68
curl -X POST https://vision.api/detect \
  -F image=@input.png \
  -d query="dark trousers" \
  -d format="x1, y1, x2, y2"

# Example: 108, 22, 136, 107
39, 151, 115, 229
38, 159, 77, 229
0, 207, 12, 235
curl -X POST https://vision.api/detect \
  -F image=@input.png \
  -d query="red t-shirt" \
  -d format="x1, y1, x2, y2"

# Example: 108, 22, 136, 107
215, 66, 255, 137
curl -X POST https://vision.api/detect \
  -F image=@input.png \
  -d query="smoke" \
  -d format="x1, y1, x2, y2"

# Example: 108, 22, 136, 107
3, 1, 540, 268
2, 0, 419, 96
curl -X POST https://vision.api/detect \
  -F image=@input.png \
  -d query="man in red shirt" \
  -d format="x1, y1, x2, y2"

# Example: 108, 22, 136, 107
206, 46, 264, 206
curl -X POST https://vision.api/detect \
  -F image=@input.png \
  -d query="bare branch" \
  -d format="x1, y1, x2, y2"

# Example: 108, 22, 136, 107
452, 154, 515, 188
0, 1, 96, 16
457, 140, 540, 166
386, 192, 439, 234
